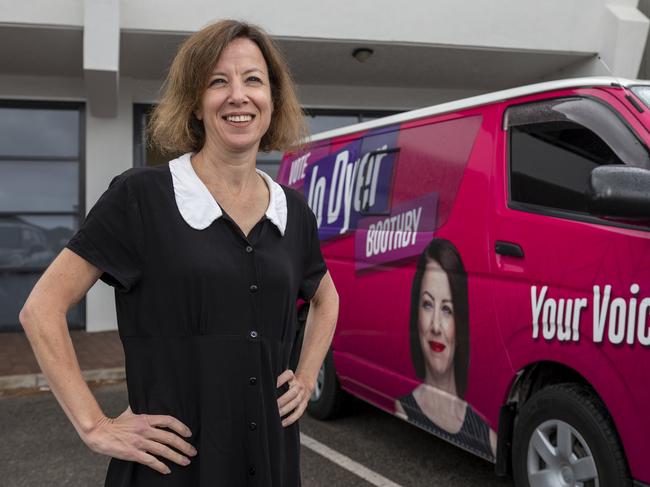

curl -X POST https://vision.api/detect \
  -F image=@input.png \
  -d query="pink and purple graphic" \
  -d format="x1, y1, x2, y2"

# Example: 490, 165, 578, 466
302, 126, 400, 241
354, 192, 438, 271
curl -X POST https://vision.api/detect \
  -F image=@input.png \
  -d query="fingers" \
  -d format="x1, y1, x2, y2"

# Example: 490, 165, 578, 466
140, 414, 197, 472
132, 449, 173, 475
277, 385, 301, 416
107, 411, 197, 475
140, 438, 192, 468
276, 369, 294, 388
127, 415, 197, 475
277, 380, 300, 408
145, 414, 193, 438
148, 427, 198, 459
282, 400, 308, 427
276, 372, 311, 427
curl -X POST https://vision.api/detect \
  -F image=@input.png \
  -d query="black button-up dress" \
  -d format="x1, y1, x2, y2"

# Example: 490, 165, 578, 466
66, 156, 327, 486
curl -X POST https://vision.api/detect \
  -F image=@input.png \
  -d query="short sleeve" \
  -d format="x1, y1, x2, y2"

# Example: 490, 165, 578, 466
299, 206, 328, 301
66, 171, 143, 293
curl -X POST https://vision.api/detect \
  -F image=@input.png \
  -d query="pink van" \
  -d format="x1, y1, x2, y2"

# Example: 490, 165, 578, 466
279, 77, 650, 487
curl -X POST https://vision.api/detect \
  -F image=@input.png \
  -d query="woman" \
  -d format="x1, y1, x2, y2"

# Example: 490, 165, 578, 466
19, 20, 339, 486
394, 238, 495, 460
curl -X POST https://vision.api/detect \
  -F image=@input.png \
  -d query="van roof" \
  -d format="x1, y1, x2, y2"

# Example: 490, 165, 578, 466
306, 77, 647, 144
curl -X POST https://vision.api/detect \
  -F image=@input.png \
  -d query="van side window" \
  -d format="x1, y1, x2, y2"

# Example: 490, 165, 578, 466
505, 97, 650, 214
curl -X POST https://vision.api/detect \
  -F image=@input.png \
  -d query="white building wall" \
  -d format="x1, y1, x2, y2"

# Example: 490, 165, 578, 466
120, 0, 610, 53
84, 79, 134, 331
0, 74, 84, 102
0, 0, 83, 26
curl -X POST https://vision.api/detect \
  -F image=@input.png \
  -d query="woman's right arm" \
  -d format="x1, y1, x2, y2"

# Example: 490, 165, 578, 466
19, 248, 197, 475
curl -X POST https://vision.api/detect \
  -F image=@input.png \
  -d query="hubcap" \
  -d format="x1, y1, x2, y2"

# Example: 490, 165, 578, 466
560, 466, 574, 483
311, 363, 325, 401
527, 419, 599, 487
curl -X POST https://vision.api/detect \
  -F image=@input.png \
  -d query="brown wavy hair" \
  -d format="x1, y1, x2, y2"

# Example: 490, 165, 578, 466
149, 19, 306, 154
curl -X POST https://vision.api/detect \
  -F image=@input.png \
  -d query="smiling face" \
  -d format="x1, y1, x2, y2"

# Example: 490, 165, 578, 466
418, 260, 457, 386
194, 37, 273, 156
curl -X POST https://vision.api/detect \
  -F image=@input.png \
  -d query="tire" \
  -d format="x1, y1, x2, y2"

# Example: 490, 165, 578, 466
512, 383, 631, 487
306, 349, 346, 420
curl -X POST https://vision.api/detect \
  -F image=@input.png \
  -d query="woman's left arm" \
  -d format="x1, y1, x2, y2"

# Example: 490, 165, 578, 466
277, 271, 339, 427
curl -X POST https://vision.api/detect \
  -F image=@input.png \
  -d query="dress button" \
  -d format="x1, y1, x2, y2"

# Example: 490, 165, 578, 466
249, 284, 258, 293
249, 330, 258, 339
245, 245, 253, 253
249, 422, 257, 431
248, 376, 257, 385
249, 466, 256, 476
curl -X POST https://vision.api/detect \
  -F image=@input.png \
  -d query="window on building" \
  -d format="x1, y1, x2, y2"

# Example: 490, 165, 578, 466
304, 109, 399, 135
305, 113, 358, 134
0, 103, 84, 331
134, 105, 401, 179
505, 97, 650, 214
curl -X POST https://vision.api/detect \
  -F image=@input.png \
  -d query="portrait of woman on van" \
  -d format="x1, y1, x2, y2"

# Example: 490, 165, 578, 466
395, 238, 496, 460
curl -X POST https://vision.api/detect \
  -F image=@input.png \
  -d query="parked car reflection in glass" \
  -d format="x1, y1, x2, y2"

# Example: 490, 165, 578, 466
0, 219, 56, 268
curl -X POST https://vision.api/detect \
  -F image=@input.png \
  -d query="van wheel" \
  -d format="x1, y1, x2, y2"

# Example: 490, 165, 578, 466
306, 349, 345, 420
512, 383, 630, 487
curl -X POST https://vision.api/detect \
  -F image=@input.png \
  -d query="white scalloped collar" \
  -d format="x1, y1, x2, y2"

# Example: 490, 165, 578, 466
168, 152, 287, 236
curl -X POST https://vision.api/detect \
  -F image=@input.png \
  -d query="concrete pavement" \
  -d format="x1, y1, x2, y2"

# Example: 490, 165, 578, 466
0, 329, 124, 395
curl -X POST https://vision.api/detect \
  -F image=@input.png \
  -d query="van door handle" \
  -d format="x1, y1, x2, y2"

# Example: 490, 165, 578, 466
495, 241, 524, 258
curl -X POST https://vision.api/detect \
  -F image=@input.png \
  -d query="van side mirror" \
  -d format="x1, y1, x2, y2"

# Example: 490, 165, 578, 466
587, 165, 650, 218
